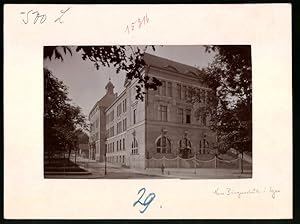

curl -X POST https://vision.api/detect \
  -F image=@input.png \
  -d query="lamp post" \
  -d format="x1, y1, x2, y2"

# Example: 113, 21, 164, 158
102, 136, 107, 176
104, 148, 107, 175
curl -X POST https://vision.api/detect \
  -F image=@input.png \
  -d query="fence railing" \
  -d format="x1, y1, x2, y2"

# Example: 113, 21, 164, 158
146, 155, 241, 169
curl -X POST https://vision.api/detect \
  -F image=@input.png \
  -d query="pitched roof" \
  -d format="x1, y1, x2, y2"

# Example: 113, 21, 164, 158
143, 53, 202, 78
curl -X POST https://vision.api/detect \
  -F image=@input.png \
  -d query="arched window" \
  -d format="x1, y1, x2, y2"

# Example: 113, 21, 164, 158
156, 136, 171, 153
179, 137, 192, 149
131, 137, 138, 154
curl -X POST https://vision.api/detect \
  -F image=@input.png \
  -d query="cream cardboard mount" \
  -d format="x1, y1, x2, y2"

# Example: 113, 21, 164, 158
4, 4, 292, 219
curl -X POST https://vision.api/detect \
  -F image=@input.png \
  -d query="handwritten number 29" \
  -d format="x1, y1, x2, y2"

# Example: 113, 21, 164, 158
133, 187, 155, 213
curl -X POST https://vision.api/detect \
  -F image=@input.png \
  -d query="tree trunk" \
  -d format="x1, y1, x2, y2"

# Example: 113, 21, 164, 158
75, 148, 77, 164
68, 145, 72, 160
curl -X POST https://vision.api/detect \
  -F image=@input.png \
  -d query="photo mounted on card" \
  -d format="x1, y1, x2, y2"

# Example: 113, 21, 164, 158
43, 45, 252, 180
4, 4, 292, 219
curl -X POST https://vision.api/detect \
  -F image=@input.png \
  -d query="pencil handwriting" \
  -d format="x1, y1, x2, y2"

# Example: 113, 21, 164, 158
213, 186, 280, 199
20, 7, 71, 25
125, 13, 149, 35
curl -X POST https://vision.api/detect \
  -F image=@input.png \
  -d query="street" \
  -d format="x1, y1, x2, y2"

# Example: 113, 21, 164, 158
48, 158, 252, 179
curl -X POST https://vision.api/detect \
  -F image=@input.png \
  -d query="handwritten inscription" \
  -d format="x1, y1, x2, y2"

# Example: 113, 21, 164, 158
20, 7, 71, 24
133, 187, 156, 213
213, 186, 280, 199
125, 13, 149, 34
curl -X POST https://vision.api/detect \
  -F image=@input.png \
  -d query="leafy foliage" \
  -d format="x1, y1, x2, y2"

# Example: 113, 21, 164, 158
198, 46, 252, 155
44, 68, 88, 160
44, 45, 161, 101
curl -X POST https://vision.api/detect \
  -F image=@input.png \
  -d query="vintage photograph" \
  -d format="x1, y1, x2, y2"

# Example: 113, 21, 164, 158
44, 45, 252, 179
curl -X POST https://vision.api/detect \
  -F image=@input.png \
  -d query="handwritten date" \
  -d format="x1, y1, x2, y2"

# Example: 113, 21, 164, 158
20, 7, 71, 24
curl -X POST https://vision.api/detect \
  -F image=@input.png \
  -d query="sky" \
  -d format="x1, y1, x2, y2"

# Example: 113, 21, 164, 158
44, 46, 215, 118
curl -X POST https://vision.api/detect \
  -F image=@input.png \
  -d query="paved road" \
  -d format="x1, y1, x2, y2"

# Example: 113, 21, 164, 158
46, 158, 251, 179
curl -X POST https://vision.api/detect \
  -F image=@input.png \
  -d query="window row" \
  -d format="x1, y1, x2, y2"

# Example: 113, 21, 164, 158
158, 105, 207, 125
106, 99, 128, 124
158, 80, 173, 97
117, 99, 127, 117
116, 118, 127, 134
158, 105, 192, 124
155, 136, 211, 154
156, 80, 208, 103
106, 138, 126, 153
107, 155, 125, 164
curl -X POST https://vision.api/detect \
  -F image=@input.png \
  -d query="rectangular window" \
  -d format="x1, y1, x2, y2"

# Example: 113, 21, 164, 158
117, 140, 119, 151
123, 99, 127, 112
113, 142, 114, 152
123, 138, 125, 151
182, 85, 186, 100
117, 121, 122, 134
123, 118, 127, 131
178, 108, 184, 123
106, 114, 109, 124
133, 109, 137, 124
161, 81, 166, 96
159, 105, 168, 121
110, 126, 114, 137
117, 104, 122, 117
167, 82, 172, 97
176, 84, 181, 99
186, 109, 191, 124
110, 110, 114, 122
187, 87, 192, 100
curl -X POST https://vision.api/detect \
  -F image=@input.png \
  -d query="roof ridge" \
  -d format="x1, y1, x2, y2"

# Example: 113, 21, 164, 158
143, 52, 201, 73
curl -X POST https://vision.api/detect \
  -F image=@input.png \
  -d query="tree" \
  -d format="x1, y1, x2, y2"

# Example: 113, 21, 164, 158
193, 46, 252, 173
44, 46, 161, 101
44, 68, 88, 162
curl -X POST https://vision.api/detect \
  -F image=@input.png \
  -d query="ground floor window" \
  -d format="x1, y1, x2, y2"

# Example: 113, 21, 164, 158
179, 136, 192, 158
132, 137, 138, 154
179, 137, 192, 149
156, 136, 171, 153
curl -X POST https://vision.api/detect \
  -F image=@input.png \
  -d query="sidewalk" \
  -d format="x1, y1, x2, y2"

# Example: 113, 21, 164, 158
128, 167, 252, 179
75, 158, 252, 179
